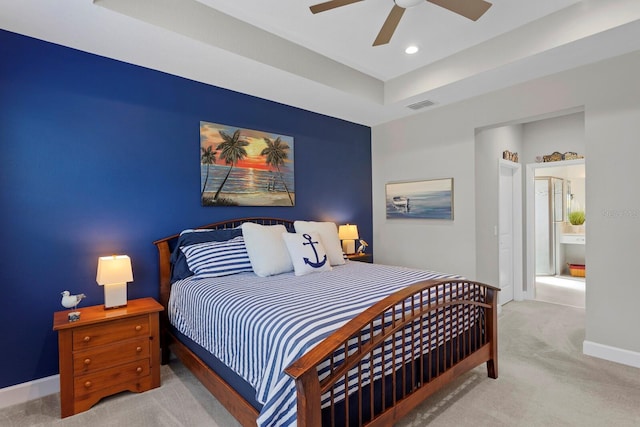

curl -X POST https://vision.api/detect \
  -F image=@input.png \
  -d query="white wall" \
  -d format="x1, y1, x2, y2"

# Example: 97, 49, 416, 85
372, 50, 640, 366
583, 65, 640, 360
372, 115, 476, 277
522, 112, 586, 164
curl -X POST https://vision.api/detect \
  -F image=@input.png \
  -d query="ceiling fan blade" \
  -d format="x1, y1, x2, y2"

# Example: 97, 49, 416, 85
310, 0, 363, 14
427, 0, 492, 21
373, 5, 405, 46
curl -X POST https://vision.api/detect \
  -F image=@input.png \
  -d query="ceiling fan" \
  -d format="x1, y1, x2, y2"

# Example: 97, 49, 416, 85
310, 0, 493, 46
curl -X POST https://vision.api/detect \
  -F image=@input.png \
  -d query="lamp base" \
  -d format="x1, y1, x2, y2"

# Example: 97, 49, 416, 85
104, 282, 127, 309
342, 240, 356, 255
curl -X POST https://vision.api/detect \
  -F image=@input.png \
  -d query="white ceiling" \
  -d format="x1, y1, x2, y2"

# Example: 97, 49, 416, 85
2, 0, 640, 126
196, 0, 582, 81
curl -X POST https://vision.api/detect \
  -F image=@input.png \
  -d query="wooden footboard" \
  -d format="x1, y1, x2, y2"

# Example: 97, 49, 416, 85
285, 279, 499, 427
154, 218, 499, 427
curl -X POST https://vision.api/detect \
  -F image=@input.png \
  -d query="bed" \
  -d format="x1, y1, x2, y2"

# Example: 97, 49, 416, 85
153, 217, 499, 427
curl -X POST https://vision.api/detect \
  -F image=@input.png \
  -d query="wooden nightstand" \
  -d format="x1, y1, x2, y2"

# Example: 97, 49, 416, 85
346, 252, 373, 263
53, 297, 163, 418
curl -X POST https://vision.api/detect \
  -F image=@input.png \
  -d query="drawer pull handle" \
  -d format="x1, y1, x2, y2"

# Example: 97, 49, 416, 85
84, 358, 91, 365
136, 367, 143, 373
136, 346, 142, 353
84, 381, 92, 388
83, 336, 91, 342
135, 325, 142, 331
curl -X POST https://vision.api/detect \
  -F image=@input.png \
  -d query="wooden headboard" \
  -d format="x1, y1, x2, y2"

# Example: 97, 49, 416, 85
152, 217, 295, 310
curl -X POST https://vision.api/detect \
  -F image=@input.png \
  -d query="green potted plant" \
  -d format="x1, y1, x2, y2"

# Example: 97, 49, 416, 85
568, 210, 585, 225
568, 210, 585, 233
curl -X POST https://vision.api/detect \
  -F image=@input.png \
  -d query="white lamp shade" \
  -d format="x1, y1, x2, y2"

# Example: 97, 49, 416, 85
96, 255, 133, 285
338, 224, 359, 254
97, 255, 132, 308
338, 224, 359, 240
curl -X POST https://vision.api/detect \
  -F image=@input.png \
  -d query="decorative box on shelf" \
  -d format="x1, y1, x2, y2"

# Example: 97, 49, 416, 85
568, 264, 586, 277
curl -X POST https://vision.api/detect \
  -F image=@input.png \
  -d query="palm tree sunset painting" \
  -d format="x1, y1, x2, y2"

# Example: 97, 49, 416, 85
200, 121, 295, 206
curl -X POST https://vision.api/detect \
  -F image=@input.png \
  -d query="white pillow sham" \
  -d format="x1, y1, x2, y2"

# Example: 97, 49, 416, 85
282, 232, 332, 276
241, 222, 293, 277
293, 220, 345, 266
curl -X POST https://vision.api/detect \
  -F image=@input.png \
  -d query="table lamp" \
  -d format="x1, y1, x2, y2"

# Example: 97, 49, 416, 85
338, 224, 359, 254
96, 255, 133, 309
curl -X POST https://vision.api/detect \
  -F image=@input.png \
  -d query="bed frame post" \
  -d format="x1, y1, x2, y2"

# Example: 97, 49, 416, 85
155, 239, 172, 365
293, 371, 322, 427
486, 287, 499, 379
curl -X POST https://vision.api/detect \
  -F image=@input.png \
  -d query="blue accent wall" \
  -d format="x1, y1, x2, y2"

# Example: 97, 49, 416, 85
0, 29, 372, 388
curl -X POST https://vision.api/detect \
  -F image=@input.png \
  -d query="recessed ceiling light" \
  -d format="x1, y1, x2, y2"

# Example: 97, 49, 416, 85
405, 45, 419, 55
395, 0, 423, 8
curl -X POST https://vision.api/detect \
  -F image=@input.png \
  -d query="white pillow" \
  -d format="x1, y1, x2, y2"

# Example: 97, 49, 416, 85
282, 232, 333, 276
293, 220, 345, 266
241, 223, 293, 277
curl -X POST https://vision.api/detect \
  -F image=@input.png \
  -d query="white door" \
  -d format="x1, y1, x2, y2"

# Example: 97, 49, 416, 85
499, 165, 515, 304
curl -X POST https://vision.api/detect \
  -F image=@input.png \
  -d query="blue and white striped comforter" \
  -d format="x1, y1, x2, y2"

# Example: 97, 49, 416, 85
168, 261, 460, 427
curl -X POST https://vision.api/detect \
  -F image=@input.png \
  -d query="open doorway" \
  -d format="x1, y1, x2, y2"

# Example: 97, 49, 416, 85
474, 109, 585, 308
527, 160, 586, 308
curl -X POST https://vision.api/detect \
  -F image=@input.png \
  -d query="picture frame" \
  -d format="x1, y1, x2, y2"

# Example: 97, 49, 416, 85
385, 178, 454, 219
200, 121, 295, 207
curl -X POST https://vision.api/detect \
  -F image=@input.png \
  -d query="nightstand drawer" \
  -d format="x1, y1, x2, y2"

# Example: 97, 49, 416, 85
73, 315, 150, 350
73, 337, 149, 375
74, 359, 150, 396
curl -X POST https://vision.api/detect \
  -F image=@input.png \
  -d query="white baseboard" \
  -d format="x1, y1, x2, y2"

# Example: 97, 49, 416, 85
583, 340, 640, 369
0, 375, 59, 409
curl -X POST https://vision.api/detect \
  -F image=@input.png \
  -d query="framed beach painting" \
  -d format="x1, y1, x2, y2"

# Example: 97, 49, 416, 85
200, 121, 295, 206
385, 178, 453, 219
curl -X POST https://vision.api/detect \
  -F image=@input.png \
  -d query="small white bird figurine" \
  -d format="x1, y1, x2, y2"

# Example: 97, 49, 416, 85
357, 239, 369, 254
61, 291, 86, 310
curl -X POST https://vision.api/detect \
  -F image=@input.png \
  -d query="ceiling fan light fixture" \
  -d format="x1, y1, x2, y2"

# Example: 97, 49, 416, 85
405, 45, 419, 54
310, 0, 492, 47
394, 0, 423, 8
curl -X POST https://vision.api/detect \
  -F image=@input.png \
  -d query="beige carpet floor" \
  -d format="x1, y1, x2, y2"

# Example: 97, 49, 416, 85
2, 300, 639, 426
535, 275, 585, 309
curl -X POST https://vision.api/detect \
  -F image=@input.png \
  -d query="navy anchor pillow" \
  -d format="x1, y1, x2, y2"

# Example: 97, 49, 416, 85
282, 232, 333, 276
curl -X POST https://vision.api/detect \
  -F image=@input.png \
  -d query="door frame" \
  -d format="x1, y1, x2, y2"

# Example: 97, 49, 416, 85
498, 159, 523, 302
525, 158, 585, 299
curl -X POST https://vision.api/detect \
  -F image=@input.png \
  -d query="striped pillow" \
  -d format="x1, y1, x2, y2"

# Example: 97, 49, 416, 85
181, 236, 253, 277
